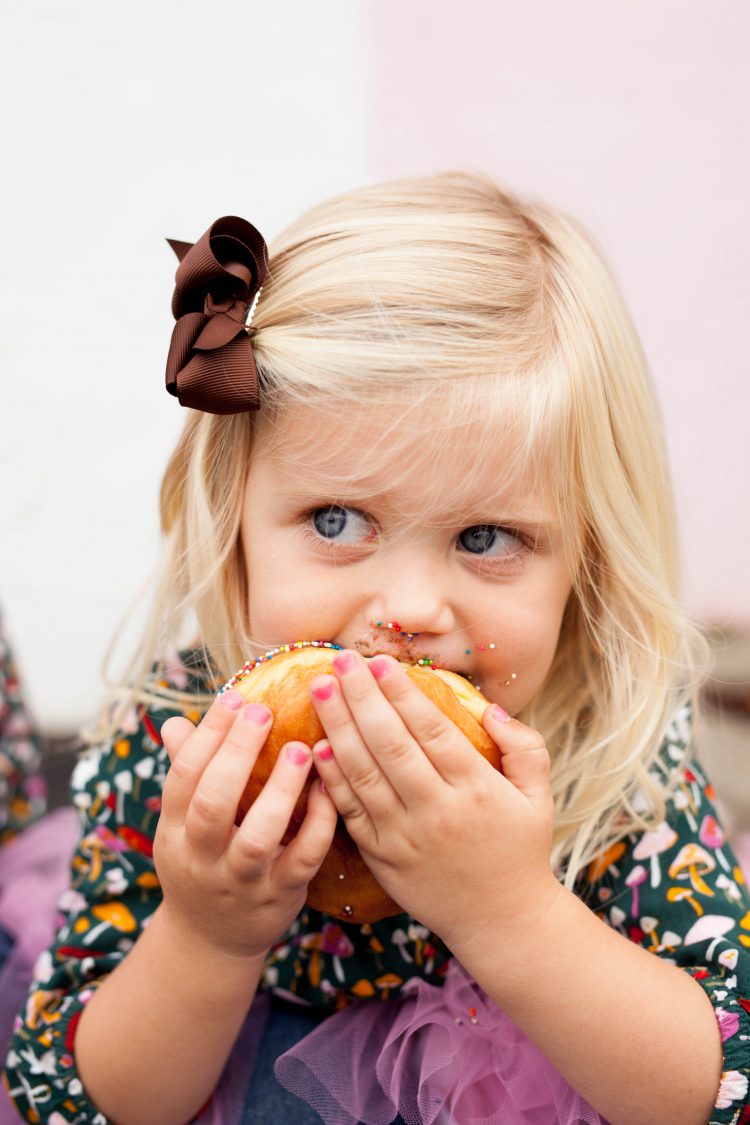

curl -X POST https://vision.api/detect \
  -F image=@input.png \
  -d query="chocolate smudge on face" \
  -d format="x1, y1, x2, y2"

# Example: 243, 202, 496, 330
352, 634, 448, 671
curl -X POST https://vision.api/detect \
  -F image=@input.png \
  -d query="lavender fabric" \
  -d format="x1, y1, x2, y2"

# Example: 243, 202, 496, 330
0, 807, 80, 1125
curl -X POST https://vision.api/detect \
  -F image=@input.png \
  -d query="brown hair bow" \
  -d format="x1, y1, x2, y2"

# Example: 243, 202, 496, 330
165, 216, 270, 413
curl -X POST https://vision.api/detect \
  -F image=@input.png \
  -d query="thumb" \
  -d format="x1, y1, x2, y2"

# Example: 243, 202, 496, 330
160, 715, 198, 765
482, 704, 553, 816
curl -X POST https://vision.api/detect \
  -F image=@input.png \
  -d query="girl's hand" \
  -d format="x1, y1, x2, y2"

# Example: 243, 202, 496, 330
154, 692, 338, 960
309, 651, 563, 953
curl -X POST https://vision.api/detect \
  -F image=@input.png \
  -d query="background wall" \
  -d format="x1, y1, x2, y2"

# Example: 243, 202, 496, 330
367, 0, 750, 628
1, 0, 748, 732
0, 0, 371, 728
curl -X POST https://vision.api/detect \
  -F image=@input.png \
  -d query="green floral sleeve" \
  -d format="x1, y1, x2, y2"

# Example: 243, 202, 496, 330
1, 656, 203, 1124
580, 705, 750, 1124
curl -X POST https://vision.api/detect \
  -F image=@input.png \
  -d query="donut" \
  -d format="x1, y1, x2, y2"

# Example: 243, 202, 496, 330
223, 641, 499, 923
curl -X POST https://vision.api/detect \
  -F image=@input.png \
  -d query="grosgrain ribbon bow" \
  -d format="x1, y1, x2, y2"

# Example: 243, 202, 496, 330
165, 216, 270, 413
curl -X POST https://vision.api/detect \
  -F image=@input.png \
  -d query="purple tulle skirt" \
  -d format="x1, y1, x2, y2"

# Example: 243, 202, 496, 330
0, 807, 80, 1125
204, 958, 610, 1125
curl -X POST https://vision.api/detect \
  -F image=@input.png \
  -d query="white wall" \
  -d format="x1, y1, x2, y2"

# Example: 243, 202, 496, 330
0, 0, 371, 730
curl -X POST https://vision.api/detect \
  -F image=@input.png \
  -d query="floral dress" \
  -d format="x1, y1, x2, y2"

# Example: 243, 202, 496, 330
3, 652, 750, 1124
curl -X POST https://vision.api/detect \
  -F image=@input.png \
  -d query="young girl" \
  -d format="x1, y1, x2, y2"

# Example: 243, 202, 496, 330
4, 172, 749, 1125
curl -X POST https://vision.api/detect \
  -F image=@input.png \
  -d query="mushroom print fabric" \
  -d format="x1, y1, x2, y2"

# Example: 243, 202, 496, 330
3, 653, 750, 1124
579, 706, 750, 1123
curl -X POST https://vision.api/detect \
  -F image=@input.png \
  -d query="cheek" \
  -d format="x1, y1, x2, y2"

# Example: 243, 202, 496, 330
475, 596, 569, 709
244, 546, 344, 641
478, 635, 553, 705
509, 627, 560, 705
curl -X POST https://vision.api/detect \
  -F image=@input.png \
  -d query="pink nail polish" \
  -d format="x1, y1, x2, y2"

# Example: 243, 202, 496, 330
242, 703, 271, 724
315, 741, 334, 761
369, 656, 390, 680
332, 651, 355, 674
492, 704, 511, 723
286, 743, 310, 765
312, 679, 336, 701
220, 690, 244, 710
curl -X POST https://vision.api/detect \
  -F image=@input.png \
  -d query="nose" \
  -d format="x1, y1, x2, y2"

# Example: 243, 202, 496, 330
368, 551, 456, 637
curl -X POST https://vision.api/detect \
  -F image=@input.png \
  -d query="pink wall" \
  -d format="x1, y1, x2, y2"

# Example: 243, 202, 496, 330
367, 0, 750, 626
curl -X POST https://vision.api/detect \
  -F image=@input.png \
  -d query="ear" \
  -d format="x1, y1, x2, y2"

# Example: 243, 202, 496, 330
160, 715, 198, 764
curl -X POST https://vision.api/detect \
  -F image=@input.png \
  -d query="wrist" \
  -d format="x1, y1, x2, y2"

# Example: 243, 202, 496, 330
446, 873, 569, 980
152, 901, 270, 974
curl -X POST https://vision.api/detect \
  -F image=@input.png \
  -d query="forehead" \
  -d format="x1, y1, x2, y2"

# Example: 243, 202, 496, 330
252, 399, 557, 524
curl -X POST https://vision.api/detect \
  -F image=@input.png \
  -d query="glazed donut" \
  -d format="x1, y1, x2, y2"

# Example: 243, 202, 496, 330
224, 641, 499, 923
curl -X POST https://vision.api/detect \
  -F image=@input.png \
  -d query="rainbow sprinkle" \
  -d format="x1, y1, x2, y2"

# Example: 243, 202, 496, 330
370, 620, 421, 640
219, 640, 343, 696
219, 636, 499, 697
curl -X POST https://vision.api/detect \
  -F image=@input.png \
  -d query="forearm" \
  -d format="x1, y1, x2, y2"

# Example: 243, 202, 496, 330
75, 904, 266, 1125
453, 885, 722, 1125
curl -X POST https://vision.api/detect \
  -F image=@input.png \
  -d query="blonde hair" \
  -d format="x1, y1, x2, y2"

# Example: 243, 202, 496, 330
102, 170, 709, 888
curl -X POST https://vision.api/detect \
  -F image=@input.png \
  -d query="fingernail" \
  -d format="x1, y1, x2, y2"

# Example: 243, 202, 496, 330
491, 704, 511, 723
220, 690, 244, 710
332, 651, 355, 675
314, 741, 334, 762
319, 779, 327, 794
286, 743, 310, 766
242, 703, 272, 724
312, 678, 336, 701
369, 656, 390, 680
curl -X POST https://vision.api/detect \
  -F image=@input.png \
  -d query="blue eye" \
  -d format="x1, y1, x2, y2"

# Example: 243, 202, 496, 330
458, 525, 521, 556
304, 509, 531, 568
311, 506, 372, 544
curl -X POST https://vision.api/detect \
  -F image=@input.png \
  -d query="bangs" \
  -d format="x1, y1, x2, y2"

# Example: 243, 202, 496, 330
255, 362, 572, 535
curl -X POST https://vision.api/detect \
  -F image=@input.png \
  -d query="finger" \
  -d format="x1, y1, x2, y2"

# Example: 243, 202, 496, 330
310, 665, 402, 818
184, 702, 273, 859
324, 651, 440, 804
229, 740, 315, 878
161, 716, 197, 765
160, 690, 248, 825
310, 739, 375, 848
365, 655, 487, 789
275, 776, 339, 892
310, 670, 404, 823
482, 704, 553, 815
